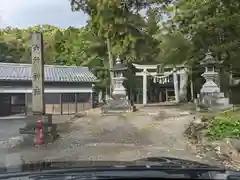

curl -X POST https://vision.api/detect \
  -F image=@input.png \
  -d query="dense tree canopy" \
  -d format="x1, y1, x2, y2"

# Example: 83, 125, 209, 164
0, 0, 239, 92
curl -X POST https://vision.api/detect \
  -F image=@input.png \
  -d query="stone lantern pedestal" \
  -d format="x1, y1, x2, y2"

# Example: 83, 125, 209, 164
101, 58, 134, 114
201, 71, 220, 94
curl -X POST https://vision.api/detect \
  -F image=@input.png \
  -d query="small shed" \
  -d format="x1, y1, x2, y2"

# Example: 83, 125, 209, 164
0, 63, 97, 116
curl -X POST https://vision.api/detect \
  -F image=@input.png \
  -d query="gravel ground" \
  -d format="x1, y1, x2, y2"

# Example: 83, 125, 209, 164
2, 107, 221, 167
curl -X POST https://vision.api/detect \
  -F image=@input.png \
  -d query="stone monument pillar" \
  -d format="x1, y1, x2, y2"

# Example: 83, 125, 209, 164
31, 32, 45, 115
19, 32, 57, 146
101, 57, 134, 113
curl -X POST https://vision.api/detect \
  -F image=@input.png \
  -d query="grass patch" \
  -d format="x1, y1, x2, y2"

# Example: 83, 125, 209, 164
207, 108, 240, 140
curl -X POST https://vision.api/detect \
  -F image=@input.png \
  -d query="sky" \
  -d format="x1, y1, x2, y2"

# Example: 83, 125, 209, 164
0, 0, 88, 29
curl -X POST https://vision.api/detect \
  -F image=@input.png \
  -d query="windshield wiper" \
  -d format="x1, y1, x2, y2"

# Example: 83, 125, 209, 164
27, 169, 191, 180
134, 157, 223, 169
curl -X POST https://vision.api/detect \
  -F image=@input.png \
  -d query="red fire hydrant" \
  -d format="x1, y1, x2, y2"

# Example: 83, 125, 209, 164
35, 120, 44, 145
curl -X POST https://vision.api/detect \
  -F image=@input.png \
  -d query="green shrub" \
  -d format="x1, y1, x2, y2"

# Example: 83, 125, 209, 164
207, 110, 240, 140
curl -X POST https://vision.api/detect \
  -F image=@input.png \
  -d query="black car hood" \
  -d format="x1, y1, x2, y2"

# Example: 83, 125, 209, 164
1, 156, 221, 173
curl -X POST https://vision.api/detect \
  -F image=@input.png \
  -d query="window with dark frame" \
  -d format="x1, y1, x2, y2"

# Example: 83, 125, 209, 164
44, 93, 60, 104
77, 93, 90, 103
61, 93, 76, 103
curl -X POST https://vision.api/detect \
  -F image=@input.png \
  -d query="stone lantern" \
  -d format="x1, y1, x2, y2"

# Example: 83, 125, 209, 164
111, 57, 128, 99
101, 57, 134, 113
200, 51, 218, 72
198, 50, 231, 110
200, 50, 221, 94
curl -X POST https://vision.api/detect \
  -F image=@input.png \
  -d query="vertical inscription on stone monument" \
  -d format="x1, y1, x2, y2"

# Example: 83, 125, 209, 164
31, 32, 45, 114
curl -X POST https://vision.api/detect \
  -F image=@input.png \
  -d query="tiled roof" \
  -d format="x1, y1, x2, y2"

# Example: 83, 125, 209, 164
0, 63, 97, 83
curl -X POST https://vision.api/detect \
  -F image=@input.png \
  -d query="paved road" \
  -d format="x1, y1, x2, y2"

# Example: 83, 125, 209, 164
0, 117, 26, 142
0, 114, 71, 144
0, 114, 71, 168
0, 115, 27, 167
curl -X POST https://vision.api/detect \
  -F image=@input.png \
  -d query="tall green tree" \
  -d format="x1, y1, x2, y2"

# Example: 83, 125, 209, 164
172, 0, 240, 68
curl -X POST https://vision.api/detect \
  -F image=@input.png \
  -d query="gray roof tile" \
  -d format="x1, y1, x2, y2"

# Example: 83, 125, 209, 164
0, 63, 97, 82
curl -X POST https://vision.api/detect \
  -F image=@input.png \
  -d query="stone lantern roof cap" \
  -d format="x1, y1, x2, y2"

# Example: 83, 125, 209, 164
200, 50, 217, 65
200, 50, 223, 68
111, 57, 128, 72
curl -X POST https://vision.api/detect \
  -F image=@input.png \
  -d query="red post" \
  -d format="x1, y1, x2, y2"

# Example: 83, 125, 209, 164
35, 120, 44, 146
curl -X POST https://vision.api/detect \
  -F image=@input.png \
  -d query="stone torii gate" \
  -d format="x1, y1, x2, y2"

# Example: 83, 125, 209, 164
133, 63, 191, 105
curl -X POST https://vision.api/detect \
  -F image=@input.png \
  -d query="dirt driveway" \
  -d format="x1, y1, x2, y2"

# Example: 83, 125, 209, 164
6, 106, 219, 165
